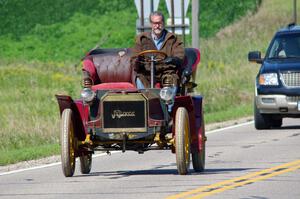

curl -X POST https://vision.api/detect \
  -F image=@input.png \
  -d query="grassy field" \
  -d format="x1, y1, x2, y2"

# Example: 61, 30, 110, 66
1, 0, 295, 165
0, 63, 80, 164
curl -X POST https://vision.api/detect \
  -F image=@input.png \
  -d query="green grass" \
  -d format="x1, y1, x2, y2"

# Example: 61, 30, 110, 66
205, 104, 252, 124
0, 144, 60, 165
0, 63, 81, 165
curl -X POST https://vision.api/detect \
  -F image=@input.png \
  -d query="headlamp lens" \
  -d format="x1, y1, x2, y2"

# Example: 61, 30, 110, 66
160, 86, 176, 101
80, 88, 95, 102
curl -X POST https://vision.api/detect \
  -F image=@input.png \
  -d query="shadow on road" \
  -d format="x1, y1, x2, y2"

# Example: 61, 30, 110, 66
271, 124, 300, 130
74, 167, 254, 178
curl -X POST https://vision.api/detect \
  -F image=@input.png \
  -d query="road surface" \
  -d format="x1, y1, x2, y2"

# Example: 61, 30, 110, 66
0, 118, 299, 199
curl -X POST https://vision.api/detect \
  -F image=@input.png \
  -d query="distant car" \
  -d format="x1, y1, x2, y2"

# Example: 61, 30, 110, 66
56, 47, 206, 177
249, 23, 300, 129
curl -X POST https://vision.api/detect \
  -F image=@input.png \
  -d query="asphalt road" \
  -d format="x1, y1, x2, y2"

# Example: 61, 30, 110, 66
1, 118, 300, 199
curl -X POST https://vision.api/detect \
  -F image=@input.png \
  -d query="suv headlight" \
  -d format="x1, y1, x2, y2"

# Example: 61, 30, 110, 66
159, 86, 177, 102
259, 73, 279, 86
81, 88, 96, 103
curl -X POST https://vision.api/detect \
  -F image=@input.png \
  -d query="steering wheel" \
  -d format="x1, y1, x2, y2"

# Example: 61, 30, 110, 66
137, 50, 167, 64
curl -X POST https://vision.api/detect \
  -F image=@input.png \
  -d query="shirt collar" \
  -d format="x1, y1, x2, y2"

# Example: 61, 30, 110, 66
151, 29, 166, 41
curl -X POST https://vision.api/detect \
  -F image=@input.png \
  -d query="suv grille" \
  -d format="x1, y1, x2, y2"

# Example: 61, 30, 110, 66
102, 93, 147, 133
281, 72, 300, 87
286, 96, 300, 102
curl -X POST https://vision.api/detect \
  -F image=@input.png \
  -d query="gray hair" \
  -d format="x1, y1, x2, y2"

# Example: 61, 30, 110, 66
149, 11, 165, 24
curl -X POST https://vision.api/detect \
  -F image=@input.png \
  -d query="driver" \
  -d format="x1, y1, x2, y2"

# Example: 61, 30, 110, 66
132, 11, 185, 88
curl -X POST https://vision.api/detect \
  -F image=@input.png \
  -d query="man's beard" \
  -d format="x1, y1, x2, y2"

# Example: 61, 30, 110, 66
153, 28, 163, 37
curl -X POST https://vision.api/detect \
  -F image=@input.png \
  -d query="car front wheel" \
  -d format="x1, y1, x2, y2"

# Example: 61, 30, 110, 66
175, 107, 191, 175
254, 102, 271, 130
61, 108, 76, 177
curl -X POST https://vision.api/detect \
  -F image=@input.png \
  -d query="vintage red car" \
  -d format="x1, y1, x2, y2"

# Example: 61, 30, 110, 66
56, 47, 206, 177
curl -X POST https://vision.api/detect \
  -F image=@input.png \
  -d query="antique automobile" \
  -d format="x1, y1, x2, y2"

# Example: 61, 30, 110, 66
56, 47, 206, 177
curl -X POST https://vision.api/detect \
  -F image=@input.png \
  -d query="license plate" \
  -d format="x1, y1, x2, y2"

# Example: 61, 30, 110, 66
297, 101, 300, 111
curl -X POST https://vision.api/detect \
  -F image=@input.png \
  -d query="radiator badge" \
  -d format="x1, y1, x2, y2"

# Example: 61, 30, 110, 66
112, 110, 136, 119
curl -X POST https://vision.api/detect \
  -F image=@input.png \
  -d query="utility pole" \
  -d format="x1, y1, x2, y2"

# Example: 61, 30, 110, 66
294, 0, 297, 24
192, 0, 199, 48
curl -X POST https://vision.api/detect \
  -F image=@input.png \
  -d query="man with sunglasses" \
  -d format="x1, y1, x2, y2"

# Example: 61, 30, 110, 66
132, 11, 185, 89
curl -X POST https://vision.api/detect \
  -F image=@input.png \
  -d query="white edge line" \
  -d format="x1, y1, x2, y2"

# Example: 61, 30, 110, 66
0, 151, 120, 176
0, 121, 253, 176
206, 120, 254, 134
0, 162, 61, 176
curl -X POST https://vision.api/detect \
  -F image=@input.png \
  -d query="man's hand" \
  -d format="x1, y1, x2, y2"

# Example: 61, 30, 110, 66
181, 68, 192, 84
163, 57, 174, 65
163, 57, 182, 67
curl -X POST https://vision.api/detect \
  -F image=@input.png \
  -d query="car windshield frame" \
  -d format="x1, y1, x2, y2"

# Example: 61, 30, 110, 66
266, 32, 300, 60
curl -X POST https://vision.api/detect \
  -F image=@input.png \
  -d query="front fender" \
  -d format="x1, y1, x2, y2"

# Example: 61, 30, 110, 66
55, 94, 88, 141
172, 96, 196, 146
172, 95, 204, 153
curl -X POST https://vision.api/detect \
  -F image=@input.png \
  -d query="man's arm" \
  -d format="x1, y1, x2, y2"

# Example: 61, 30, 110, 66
131, 35, 144, 72
163, 35, 185, 68
172, 35, 185, 61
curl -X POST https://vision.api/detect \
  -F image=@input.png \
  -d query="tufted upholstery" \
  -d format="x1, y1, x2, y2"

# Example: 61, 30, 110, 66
82, 48, 135, 87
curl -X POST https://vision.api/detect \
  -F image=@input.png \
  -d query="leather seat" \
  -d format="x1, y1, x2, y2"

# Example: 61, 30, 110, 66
82, 48, 136, 90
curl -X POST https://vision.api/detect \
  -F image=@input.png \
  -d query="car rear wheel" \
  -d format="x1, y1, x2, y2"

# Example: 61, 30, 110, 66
175, 107, 190, 175
192, 117, 205, 172
80, 153, 92, 174
254, 102, 271, 130
61, 108, 76, 177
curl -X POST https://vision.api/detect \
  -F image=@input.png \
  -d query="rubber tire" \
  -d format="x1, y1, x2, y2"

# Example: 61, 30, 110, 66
192, 117, 205, 172
254, 102, 271, 130
61, 108, 76, 177
271, 118, 283, 128
80, 154, 92, 174
175, 107, 191, 175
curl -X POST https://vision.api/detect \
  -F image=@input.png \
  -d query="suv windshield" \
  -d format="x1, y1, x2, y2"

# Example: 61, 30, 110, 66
267, 33, 300, 59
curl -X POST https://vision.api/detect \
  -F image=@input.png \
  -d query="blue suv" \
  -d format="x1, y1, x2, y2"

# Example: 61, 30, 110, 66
249, 23, 300, 129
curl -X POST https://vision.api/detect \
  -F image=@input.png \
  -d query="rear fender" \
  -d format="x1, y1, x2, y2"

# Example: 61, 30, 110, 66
55, 94, 88, 141
192, 96, 204, 153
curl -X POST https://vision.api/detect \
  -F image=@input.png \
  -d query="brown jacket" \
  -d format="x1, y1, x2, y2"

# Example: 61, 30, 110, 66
132, 30, 184, 87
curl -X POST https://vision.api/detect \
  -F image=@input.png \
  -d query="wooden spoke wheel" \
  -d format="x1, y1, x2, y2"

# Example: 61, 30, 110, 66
61, 108, 76, 177
175, 107, 191, 175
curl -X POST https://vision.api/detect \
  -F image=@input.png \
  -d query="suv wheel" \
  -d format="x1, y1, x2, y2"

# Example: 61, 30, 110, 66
254, 102, 271, 130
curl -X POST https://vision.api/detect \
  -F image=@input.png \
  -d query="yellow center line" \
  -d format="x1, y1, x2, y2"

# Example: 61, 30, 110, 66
166, 159, 300, 199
